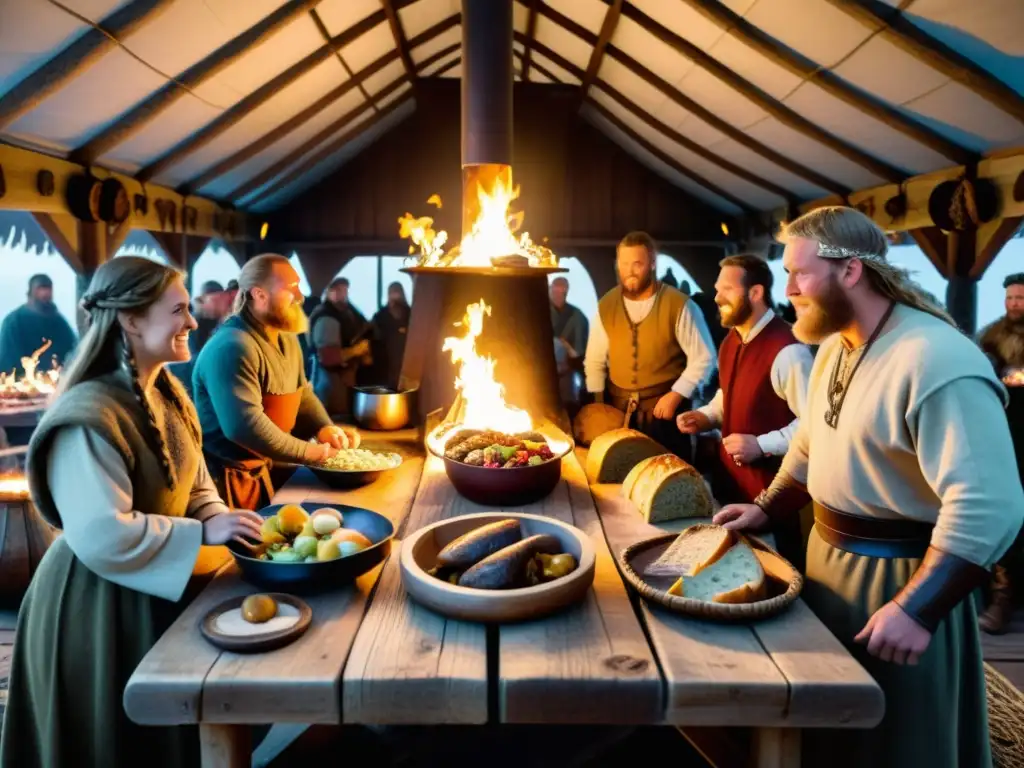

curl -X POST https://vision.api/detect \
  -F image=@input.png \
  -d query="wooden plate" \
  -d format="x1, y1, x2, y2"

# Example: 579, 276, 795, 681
618, 531, 803, 622
199, 593, 312, 652
400, 512, 596, 623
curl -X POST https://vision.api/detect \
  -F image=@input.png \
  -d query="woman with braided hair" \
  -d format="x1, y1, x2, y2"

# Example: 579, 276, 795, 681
0, 256, 264, 768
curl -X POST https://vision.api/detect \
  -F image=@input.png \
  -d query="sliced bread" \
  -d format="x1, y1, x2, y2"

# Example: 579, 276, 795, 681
573, 403, 626, 447
751, 542, 796, 586
626, 453, 714, 523
644, 524, 733, 578
667, 538, 766, 604
585, 428, 666, 484
621, 455, 658, 501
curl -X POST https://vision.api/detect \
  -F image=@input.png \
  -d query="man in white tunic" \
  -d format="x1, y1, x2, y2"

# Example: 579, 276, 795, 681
715, 206, 1023, 768
584, 231, 716, 462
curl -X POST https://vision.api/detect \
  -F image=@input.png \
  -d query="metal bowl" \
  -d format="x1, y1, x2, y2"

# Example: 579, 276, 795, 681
308, 451, 403, 489
428, 432, 574, 506
227, 502, 394, 593
351, 386, 417, 431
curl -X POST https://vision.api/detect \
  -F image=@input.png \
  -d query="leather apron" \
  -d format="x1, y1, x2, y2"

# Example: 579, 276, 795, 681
207, 391, 304, 511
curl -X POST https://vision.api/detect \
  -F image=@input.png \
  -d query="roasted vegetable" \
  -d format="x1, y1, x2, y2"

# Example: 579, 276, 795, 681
464, 449, 486, 466
436, 519, 522, 569
537, 552, 577, 579
457, 534, 562, 589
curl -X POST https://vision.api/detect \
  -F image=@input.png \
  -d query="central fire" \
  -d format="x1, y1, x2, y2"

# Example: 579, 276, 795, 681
0, 339, 60, 405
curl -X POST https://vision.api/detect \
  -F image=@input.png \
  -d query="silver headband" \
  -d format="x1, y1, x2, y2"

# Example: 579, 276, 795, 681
817, 242, 885, 263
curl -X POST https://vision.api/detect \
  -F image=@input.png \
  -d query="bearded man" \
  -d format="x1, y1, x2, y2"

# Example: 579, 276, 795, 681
0, 274, 77, 376
714, 207, 1023, 768
584, 232, 715, 461
975, 271, 1024, 633
309, 276, 372, 418
193, 254, 358, 510
677, 253, 813, 569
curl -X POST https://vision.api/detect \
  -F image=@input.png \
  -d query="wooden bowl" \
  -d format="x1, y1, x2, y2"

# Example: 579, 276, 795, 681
618, 532, 803, 622
400, 512, 596, 623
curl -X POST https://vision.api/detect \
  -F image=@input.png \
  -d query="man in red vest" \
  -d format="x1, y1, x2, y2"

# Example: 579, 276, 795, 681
677, 253, 813, 568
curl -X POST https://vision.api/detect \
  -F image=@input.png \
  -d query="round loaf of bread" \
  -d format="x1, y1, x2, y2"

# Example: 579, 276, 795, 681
623, 453, 714, 523
572, 403, 626, 446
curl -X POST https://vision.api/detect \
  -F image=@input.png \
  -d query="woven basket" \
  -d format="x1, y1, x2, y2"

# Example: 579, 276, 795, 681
618, 530, 803, 622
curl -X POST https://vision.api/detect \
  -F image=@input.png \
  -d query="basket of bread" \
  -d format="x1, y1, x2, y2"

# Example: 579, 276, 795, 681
618, 524, 802, 621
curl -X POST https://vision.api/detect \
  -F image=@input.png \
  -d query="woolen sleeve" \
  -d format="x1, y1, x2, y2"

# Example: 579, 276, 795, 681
293, 334, 332, 439
583, 312, 610, 393
188, 458, 229, 522
49, 426, 203, 602
910, 376, 1024, 567
671, 301, 716, 399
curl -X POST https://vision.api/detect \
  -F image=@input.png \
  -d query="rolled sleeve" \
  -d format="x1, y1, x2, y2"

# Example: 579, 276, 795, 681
672, 301, 716, 399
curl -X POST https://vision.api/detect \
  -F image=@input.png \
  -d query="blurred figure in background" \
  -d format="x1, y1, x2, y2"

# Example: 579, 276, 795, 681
0, 274, 77, 376
308, 277, 371, 418
371, 281, 411, 391
550, 277, 588, 412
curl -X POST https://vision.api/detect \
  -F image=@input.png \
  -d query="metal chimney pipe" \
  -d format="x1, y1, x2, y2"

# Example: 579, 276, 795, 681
461, 0, 513, 167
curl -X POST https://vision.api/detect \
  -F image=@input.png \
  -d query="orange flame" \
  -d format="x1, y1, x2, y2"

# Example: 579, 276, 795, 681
0, 339, 60, 404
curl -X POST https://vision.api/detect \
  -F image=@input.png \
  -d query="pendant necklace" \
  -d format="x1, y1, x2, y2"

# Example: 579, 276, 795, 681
824, 301, 896, 428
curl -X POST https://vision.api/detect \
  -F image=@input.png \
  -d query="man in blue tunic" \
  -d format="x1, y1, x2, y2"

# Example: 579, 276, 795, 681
0, 275, 77, 376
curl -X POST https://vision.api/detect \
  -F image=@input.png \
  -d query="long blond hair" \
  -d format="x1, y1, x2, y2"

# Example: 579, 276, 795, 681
62, 256, 194, 488
779, 206, 955, 326
233, 253, 291, 314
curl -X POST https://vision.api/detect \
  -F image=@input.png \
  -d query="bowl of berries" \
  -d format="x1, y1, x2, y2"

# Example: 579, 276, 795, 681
431, 425, 574, 506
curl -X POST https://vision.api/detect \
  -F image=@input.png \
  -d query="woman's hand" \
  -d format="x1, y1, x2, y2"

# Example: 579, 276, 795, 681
202, 509, 265, 547
317, 425, 361, 449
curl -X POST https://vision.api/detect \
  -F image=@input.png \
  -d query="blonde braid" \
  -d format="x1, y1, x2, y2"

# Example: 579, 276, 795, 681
120, 331, 176, 489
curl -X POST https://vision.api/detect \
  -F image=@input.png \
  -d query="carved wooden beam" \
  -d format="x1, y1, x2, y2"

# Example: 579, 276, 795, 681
380, 0, 417, 84
0, 0, 175, 131
2, 143, 246, 241
310, 9, 378, 111
823, 0, 1024, 124
242, 95, 414, 208
665, 0, 976, 166
566, 2, 906, 182
523, 33, 848, 199
578, 0, 622, 110
520, 0, 540, 82
588, 100, 756, 213
71, 0, 325, 166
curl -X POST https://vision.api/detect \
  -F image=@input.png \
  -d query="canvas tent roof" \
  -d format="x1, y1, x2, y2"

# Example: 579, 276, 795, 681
1, 0, 1021, 216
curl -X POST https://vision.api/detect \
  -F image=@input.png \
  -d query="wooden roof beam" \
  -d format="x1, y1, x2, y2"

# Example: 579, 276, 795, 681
379, 0, 418, 84
71, 0, 326, 166
578, 0, 622, 109
179, 15, 458, 195
592, 2, 907, 182
521, 32, 848, 197
667, 0, 976, 166
432, 57, 462, 78
0, 0, 176, 132
228, 75, 411, 203
310, 9, 378, 112
137, 9, 386, 183
823, 0, 1024, 124
243, 94, 414, 209
587, 100, 756, 214
520, 0, 540, 82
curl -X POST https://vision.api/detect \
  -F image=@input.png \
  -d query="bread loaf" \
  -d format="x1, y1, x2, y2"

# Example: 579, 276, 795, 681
573, 403, 626, 446
668, 538, 766, 603
585, 428, 666, 483
644, 524, 733, 578
621, 453, 714, 523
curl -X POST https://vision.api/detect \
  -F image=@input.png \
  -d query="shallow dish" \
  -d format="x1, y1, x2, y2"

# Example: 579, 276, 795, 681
400, 511, 596, 623
199, 593, 312, 653
308, 450, 403, 489
617, 532, 802, 622
228, 503, 394, 593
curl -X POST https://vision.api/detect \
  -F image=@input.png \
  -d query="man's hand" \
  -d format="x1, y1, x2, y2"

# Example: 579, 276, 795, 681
653, 391, 683, 420
722, 433, 763, 466
317, 424, 361, 449
676, 410, 711, 434
854, 601, 932, 665
713, 503, 769, 532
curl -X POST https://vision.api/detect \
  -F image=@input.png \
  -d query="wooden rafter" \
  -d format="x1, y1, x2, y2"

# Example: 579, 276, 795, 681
244, 95, 414, 208
667, 0, 976, 166
520, 0, 540, 82
70, 0, 325, 166
520, 55, 562, 85
432, 57, 461, 79
588, 100, 755, 213
823, 0, 1024, 124
228, 76, 410, 203
379, 0, 418, 83
0, 0, 175, 131
138, 10, 387, 183
578, 0, 622, 108
417, 43, 461, 76
178, 16, 458, 195
555, 2, 905, 182
310, 9, 377, 112
522, 33, 848, 197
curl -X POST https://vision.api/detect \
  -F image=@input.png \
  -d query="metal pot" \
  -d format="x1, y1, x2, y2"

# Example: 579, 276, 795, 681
351, 386, 417, 431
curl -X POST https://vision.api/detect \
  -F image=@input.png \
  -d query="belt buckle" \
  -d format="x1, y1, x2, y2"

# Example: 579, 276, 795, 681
623, 393, 639, 428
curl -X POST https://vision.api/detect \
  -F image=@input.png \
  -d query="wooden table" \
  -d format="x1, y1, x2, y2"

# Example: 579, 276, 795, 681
125, 434, 883, 768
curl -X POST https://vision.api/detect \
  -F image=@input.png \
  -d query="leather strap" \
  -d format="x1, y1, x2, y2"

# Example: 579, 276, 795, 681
893, 547, 990, 633
812, 502, 932, 559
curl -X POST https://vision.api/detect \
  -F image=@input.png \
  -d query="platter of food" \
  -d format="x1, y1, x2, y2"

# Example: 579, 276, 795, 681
430, 426, 574, 505
199, 592, 312, 652
309, 446, 404, 488
228, 502, 394, 592
1002, 367, 1024, 387
400, 512, 596, 623
617, 524, 802, 622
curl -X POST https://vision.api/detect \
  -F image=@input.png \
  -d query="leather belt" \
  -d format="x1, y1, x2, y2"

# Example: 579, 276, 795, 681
607, 380, 674, 401
813, 501, 932, 559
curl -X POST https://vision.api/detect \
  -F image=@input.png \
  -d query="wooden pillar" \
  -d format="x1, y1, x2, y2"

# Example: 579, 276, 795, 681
292, 248, 356, 300
944, 229, 978, 335
150, 232, 211, 294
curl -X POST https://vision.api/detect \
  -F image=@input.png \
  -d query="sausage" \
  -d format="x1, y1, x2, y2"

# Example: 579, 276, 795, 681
457, 534, 562, 589
436, 519, 522, 569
